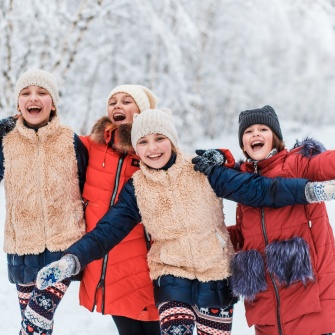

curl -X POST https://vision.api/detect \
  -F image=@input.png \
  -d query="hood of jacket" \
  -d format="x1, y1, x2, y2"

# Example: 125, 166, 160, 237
90, 116, 134, 155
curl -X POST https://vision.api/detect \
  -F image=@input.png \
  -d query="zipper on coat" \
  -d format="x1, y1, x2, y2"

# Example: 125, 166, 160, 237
94, 154, 126, 314
255, 162, 284, 335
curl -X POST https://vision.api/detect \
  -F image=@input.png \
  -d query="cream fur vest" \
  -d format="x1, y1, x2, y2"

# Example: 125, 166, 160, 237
133, 150, 234, 282
3, 116, 85, 255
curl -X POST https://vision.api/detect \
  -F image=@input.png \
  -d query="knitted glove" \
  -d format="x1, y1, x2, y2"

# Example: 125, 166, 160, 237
305, 180, 335, 203
36, 254, 80, 290
192, 149, 226, 175
0, 116, 18, 137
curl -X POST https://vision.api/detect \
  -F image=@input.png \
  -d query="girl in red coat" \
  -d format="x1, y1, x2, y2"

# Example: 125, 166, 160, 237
228, 106, 335, 335
79, 85, 160, 335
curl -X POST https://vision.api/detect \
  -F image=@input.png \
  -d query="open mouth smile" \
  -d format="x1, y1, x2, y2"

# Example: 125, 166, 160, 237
113, 112, 126, 122
27, 106, 42, 114
251, 141, 264, 150
148, 153, 163, 160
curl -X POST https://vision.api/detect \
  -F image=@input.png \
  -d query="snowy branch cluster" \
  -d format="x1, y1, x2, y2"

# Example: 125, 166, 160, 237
1, 0, 335, 145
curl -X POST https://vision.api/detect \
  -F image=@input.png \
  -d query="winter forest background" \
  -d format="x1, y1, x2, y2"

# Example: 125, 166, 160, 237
1, 0, 335, 334
1, 0, 335, 144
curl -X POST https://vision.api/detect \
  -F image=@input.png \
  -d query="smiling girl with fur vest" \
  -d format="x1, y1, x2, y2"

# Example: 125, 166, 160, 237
35, 107, 334, 335
0, 69, 88, 335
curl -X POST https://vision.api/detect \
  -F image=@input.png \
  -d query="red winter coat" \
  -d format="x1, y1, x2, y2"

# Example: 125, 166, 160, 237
79, 117, 158, 320
229, 139, 335, 335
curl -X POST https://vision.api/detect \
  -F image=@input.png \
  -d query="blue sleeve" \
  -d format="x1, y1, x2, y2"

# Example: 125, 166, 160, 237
74, 134, 88, 194
208, 165, 309, 208
0, 138, 4, 182
65, 179, 141, 269
0, 116, 18, 181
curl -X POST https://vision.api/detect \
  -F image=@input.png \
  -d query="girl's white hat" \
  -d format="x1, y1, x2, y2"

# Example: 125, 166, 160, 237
131, 108, 179, 150
15, 69, 59, 110
107, 84, 159, 113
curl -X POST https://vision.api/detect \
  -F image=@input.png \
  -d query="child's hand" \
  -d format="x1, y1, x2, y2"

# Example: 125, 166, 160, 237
36, 254, 79, 290
0, 116, 18, 137
192, 149, 226, 175
305, 180, 335, 202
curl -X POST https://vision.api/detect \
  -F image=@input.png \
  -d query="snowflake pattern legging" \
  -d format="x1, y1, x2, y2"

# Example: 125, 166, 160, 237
16, 279, 70, 335
158, 301, 234, 335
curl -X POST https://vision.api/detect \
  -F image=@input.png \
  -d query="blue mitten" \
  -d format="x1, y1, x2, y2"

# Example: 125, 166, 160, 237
305, 180, 335, 202
192, 149, 226, 175
36, 254, 80, 290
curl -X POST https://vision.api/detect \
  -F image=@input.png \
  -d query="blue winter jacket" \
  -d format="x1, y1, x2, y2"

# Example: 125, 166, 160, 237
65, 164, 309, 307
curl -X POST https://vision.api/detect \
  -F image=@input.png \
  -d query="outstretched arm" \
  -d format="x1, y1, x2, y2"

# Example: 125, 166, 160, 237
67, 179, 141, 268
36, 179, 141, 289
193, 148, 335, 207
208, 165, 309, 208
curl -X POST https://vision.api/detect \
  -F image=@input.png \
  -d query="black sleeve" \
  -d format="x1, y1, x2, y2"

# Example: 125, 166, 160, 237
0, 137, 4, 182
65, 179, 142, 269
207, 165, 309, 208
74, 134, 88, 194
0, 117, 17, 137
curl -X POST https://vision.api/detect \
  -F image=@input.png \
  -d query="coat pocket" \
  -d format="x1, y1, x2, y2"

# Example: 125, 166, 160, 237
230, 250, 267, 301
265, 236, 314, 286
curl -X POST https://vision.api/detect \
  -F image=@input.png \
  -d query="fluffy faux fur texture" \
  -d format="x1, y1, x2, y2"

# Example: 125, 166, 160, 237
3, 116, 85, 255
90, 116, 117, 144
265, 237, 314, 286
90, 116, 134, 154
230, 250, 267, 301
293, 137, 326, 157
133, 150, 234, 282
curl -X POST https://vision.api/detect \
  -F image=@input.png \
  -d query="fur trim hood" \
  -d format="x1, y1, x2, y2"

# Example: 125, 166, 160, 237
90, 116, 134, 154
292, 137, 326, 157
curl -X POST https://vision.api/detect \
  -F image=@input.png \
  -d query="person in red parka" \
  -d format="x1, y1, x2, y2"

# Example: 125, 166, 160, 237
79, 85, 160, 335
227, 106, 335, 335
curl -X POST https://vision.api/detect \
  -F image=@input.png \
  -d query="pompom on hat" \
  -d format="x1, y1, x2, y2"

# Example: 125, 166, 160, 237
107, 84, 159, 113
238, 105, 283, 148
14, 69, 59, 110
131, 108, 179, 150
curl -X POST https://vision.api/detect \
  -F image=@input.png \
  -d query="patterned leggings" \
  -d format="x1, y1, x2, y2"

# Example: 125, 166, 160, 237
158, 301, 234, 335
17, 280, 70, 335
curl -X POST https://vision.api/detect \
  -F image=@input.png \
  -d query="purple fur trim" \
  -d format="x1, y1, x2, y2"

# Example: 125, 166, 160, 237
265, 237, 314, 286
230, 250, 267, 301
292, 137, 326, 157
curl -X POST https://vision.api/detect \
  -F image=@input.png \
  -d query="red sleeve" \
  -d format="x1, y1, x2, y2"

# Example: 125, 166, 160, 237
79, 135, 91, 151
218, 148, 235, 168
227, 204, 244, 252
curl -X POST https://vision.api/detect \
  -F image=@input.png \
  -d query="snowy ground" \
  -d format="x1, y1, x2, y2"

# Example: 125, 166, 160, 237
0, 121, 334, 334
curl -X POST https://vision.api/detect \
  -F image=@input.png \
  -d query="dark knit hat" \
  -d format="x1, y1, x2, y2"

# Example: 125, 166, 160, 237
238, 105, 283, 148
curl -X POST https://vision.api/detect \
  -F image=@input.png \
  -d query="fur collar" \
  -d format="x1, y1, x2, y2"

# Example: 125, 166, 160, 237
292, 137, 326, 157
90, 116, 134, 154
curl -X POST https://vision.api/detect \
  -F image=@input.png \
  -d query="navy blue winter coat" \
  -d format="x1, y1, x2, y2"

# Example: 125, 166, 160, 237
65, 161, 309, 308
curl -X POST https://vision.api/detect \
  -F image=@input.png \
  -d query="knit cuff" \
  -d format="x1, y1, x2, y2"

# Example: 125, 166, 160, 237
305, 182, 318, 203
